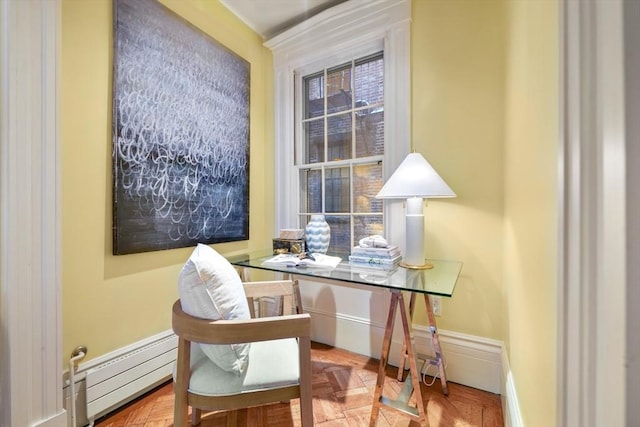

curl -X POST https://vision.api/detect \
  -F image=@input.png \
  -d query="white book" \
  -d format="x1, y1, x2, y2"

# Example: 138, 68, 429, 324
348, 259, 400, 271
262, 253, 342, 269
348, 254, 402, 266
351, 245, 401, 258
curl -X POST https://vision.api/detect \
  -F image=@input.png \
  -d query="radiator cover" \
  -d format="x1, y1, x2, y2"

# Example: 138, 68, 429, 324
85, 334, 177, 423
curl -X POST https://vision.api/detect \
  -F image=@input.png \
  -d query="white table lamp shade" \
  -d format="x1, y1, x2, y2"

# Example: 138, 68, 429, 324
376, 153, 456, 199
375, 153, 455, 269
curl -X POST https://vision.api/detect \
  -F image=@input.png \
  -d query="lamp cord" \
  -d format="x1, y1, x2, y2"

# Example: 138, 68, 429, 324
421, 358, 448, 387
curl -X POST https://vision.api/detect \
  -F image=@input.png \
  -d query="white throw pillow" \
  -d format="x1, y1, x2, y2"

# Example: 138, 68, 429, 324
178, 243, 251, 376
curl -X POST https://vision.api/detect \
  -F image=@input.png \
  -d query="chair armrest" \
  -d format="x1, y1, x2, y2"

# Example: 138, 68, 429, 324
202, 314, 311, 344
172, 300, 310, 345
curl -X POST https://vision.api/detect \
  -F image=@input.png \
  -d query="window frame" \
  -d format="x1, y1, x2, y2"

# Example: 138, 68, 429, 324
295, 53, 386, 251
266, 0, 411, 250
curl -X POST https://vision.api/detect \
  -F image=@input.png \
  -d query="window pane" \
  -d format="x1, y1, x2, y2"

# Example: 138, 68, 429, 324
353, 163, 383, 213
304, 119, 324, 163
354, 215, 384, 244
355, 55, 383, 106
304, 73, 324, 119
325, 215, 351, 254
327, 65, 351, 114
300, 169, 322, 213
325, 167, 350, 213
327, 113, 352, 161
355, 109, 384, 157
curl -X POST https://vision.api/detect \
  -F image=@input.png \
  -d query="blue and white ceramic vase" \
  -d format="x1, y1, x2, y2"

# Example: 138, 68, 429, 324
305, 214, 330, 254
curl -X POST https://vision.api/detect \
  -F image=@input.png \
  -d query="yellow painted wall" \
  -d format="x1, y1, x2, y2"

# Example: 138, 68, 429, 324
411, 0, 507, 340
413, 1, 559, 423
503, 1, 558, 425
61, 0, 273, 364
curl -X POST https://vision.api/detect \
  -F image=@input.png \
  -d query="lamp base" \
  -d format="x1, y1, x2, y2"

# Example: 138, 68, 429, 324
399, 261, 434, 270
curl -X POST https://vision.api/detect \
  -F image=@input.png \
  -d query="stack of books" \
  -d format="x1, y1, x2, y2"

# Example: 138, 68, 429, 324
348, 245, 402, 270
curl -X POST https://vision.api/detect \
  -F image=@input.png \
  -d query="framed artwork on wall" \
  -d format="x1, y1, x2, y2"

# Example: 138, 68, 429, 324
112, 0, 250, 255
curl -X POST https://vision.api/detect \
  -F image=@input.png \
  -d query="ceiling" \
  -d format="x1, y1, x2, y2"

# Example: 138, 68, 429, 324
219, 0, 348, 40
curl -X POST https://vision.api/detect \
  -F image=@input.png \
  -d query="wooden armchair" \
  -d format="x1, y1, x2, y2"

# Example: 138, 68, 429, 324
172, 280, 313, 427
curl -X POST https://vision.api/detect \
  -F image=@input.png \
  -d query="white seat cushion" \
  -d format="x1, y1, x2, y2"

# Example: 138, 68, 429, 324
182, 338, 300, 396
178, 244, 251, 376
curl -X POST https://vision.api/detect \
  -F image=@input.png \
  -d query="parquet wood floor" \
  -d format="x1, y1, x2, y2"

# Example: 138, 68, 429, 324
95, 342, 503, 427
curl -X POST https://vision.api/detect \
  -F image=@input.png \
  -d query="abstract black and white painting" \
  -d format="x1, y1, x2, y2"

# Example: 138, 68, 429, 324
112, 0, 250, 255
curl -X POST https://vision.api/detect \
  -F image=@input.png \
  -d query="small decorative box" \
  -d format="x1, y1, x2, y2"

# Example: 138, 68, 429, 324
272, 238, 306, 255
279, 229, 305, 240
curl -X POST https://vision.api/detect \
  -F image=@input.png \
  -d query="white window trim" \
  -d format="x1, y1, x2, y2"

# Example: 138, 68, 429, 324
266, 0, 411, 245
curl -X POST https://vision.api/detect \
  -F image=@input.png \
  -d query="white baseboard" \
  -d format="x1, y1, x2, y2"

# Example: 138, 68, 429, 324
32, 411, 68, 427
413, 325, 503, 394
501, 348, 523, 427
308, 308, 504, 394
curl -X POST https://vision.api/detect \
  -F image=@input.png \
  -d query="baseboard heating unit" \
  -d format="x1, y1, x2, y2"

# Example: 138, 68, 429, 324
85, 333, 177, 425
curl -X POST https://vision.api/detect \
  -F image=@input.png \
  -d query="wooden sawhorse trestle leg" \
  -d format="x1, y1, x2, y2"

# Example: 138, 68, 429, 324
370, 290, 430, 426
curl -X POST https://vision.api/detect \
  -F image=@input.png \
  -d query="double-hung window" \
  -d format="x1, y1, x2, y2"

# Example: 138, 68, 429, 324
268, 0, 410, 254
297, 53, 385, 253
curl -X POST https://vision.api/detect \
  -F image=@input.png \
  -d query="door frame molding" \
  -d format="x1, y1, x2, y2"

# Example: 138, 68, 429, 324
0, 1, 64, 425
558, 1, 628, 426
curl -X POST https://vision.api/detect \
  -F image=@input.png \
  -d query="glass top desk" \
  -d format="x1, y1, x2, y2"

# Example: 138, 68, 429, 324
228, 251, 462, 427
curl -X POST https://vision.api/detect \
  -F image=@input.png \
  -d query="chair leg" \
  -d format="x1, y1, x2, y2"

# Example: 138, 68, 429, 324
299, 387, 313, 426
174, 399, 188, 427
191, 408, 202, 426
299, 336, 314, 427
174, 339, 191, 427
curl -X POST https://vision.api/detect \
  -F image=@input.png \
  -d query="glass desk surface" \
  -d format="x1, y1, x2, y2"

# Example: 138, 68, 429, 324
227, 251, 462, 297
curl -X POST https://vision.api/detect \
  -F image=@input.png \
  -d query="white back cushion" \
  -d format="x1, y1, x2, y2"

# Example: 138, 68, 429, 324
178, 243, 251, 376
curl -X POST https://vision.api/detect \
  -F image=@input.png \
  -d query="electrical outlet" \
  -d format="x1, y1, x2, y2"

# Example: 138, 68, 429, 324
431, 296, 442, 316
